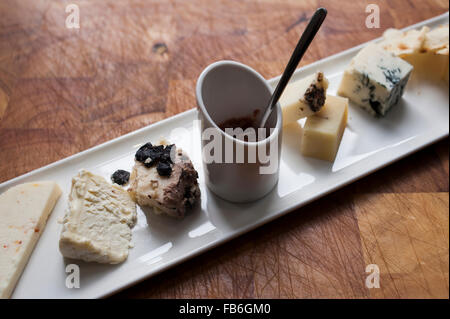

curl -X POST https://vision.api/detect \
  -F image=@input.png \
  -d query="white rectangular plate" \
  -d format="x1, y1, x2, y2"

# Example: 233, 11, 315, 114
1, 13, 448, 299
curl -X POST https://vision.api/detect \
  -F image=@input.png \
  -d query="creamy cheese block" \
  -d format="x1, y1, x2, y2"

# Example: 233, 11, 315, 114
0, 182, 61, 299
280, 72, 329, 126
59, 170, 137, 264
301, 95, 348, 162
338, 43, 413, 117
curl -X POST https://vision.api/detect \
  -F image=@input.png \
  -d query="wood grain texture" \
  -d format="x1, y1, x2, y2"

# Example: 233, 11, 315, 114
356, 192, 449, 298
0, 0, 448, 298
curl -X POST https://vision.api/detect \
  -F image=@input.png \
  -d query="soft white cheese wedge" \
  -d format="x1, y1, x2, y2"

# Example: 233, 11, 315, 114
301, 95, 348, 162
59, 170, 137, 264
280, 72, 329, 126
338, 43, 413, 117
0, 181, 61, 299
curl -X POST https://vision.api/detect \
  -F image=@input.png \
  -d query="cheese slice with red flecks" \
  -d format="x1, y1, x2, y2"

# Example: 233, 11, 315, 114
0, 182, 61, 298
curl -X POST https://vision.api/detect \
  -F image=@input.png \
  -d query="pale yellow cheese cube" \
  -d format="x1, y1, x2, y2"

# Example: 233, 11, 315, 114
301, 95, 348, 162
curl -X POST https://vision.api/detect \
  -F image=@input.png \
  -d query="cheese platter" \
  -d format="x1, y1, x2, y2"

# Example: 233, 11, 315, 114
0, 12, 448, 299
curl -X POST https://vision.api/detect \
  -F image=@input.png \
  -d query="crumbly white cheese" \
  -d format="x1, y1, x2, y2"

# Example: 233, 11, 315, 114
379, 26, 429, 57
59, 170, 136, 264
379, 25, 448, 83
423, 25, 449, 54
280, 72, 329, 126
0, 181, 61, 299
338, 43, 413, 117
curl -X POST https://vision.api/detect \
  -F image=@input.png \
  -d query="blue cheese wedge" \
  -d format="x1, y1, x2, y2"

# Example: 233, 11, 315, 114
59, 170, 137, 264
0, 182, 61, 299
338, 43, 413, 117
280, 72, 329, 126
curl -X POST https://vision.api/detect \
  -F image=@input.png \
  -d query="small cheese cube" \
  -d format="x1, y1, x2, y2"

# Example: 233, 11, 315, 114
0, 182, 62, 298
280, 72, 329, 126
301, 95, 348, 162
338, 43, 413, 117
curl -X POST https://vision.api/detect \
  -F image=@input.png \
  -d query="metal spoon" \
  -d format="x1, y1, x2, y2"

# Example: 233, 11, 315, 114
259, 7, 327, 128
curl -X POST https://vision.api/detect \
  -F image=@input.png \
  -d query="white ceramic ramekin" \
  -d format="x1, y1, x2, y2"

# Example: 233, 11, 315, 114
196, 60, 282, 203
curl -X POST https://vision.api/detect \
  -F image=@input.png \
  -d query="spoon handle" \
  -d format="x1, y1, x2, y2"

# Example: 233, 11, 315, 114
259, 7, 327, 128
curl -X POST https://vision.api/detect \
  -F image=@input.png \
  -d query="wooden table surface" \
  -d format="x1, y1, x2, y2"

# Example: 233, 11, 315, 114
0, 0, 448, 298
